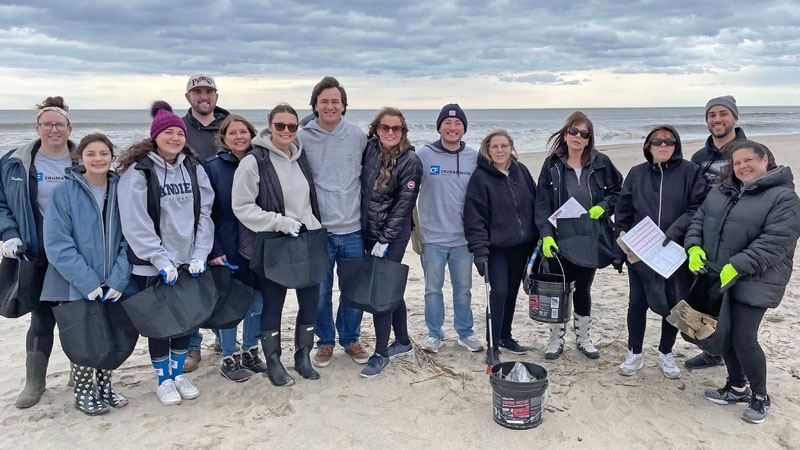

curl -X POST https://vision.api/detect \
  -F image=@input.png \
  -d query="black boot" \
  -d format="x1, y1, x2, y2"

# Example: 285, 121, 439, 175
261, 331, 295, 387
68, 362, 75, 388
96, 368, 128, 408
485, 347, 501, 366
293, 324, 320, 380
221, 353, 254, 382
73, 365, 109, 416
241, 346, 268, 374
15, 351, 49, 409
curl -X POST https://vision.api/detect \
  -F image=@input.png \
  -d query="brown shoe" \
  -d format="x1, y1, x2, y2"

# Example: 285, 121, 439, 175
313, 345, 333, 368
183, 350, 201, 373
346, 342, 369, 364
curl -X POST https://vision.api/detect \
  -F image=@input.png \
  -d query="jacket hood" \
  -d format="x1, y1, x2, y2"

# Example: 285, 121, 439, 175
477, 153, 518, 177
702, 127, 747, 154
722, 165, 795, 194
10, 139, 77, 174
430, 140, 466, 154
643, 124, 683, 165
302, 117, 350, 140
252, 128, 303, 162
65, 166, 119, 184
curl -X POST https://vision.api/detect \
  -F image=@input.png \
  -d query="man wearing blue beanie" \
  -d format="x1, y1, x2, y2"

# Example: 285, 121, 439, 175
416, 103, 483, 354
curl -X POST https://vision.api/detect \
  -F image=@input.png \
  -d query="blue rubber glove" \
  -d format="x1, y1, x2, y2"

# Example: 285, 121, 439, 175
189, 258, 206, 277
371, 242, 389, 258
85, 286, 103, 301
221, 257, 239, 271
588, 205, 605, 219
2, 238, 22, 259
286, 219, 302, 238
101, 288, 123, 302
160, 265, 178, 285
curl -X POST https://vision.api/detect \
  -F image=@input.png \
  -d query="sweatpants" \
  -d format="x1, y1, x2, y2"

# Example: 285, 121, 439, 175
626, 266, 690, 354
367, 234, 412, 357
485, 244, 534, 346
27, 302, 56, 356
723, 300, 768, 396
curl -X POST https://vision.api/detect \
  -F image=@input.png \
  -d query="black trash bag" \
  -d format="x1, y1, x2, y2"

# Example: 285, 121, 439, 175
202, 265, 255, 329
555, 215, 615, 269
0, 253, 46, 319
121, 267, 217, 339
250, 228, 329, 289
53, 298, 139, 370
337, 256, 409, 315
628, 262, 671, 317
681, 274, 731, 355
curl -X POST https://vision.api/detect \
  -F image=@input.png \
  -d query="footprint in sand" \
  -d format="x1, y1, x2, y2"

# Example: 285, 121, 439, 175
590, 394, 611, 410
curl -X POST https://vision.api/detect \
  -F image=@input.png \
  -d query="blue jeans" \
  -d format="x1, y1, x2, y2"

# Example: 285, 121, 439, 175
219, 291, 263, 358
316, 230, 364, 348
422, 243, 474, 340
188, 329, 220, 352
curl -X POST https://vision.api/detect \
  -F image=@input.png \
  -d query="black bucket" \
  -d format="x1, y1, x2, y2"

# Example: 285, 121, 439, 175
529, 254, 574, 324
489, 362, 549, 430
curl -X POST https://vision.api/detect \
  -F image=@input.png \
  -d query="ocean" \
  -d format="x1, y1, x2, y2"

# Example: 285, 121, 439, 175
2, 106, 798, 155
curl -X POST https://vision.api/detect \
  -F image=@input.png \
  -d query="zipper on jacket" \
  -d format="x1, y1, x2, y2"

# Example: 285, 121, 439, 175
657, 163, 664, 227
506, 175, 524, 238
554, 163, 563, 207
77, 177, 108, 280
588, 168, 596, 206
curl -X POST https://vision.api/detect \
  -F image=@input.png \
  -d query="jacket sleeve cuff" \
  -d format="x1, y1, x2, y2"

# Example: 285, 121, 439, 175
472, 247, 490, 258
151, 255, 173, 272
1, 228, 20, 242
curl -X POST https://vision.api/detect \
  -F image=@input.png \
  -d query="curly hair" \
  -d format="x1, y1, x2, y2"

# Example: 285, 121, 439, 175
117, 139, 198, 174
367, 107, 411, 189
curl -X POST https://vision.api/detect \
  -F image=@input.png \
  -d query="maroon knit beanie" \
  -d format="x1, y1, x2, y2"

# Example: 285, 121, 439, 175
149, 101, 187, 139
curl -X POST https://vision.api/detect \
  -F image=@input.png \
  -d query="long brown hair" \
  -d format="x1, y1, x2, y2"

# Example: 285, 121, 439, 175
721, 139, 777, 183
117, 139, 198, 174
547, 111, 595, 167
367, 107, 411, 189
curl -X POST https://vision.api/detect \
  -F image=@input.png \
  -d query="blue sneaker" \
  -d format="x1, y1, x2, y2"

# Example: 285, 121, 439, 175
360, 354, 390, 378
387, 341, 414, 360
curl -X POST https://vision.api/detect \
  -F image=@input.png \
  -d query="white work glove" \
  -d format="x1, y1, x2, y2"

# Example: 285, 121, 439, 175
160, 264, 178, 285
286, 219, 302, 238
84, 286, 103, 301
189, 258, 206, 277
101, 288, 123, 303
2, 238, 23, 259
371, 242, 389, 258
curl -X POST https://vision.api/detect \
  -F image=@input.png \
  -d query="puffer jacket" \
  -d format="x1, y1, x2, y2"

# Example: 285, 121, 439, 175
41, 168, 130, 301
205, 149, 244, 266
464, 156, 537, 258
691, 127, 746, 185
615, 125, 707, 258
684, 166, 800, 308
359, 139, 422, 244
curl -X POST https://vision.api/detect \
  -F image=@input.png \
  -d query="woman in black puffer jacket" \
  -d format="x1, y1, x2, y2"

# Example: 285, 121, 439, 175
685, 140, 800, 424
358, 107, 422, 378
463, 129, 537, 365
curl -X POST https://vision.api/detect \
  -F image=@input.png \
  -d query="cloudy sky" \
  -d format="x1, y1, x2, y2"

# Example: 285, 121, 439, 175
2, 0, 799, 109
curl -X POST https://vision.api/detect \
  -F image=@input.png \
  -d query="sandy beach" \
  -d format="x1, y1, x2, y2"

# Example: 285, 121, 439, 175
1, 134, 798, 450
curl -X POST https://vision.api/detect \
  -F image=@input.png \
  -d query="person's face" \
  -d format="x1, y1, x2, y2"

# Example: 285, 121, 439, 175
706, 105, 737, 139
223, 121, 251, 159
565, 122, 589, 153
376, 115, 404, 149
439, 118, 465, 146
36, 111, 72, 148
488, 135, 512, 169
154, 126, 186, 160
732, 147, 769, 183
314, 87, 344, 128
268, 112, 299, 150
649, 129, 676, 164
185, 87, 218, 116
80, 141, 112, 177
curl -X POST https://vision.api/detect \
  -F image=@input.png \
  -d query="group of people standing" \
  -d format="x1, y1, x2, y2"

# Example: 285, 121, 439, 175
1, 77, 797, 427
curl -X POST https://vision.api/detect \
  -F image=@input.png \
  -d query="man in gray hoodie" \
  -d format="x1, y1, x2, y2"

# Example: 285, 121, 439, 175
417, 104, 483, 354
297, 77, 369, 368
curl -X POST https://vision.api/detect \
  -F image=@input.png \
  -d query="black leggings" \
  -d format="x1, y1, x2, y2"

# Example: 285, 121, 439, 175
723, 300, 768, 396
367, 235, 412, 357
258, 275, 320, 333
131, 275, 192, 360
485, 244, 533, 346
27, 302, 56, 356
556, 257, 595, 317
626, 266, 689, 354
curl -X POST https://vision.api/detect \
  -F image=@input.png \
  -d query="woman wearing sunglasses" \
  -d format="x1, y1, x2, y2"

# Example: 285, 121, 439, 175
614, 125, 706, 379
535, 111, 623, 360
232, 103, 322, 386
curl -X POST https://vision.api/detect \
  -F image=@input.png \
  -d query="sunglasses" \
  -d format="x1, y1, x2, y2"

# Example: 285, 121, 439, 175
567, 126, 590, 139
272, 122, 298, 132
378, 124, 403, 134
651, 138, 677, 147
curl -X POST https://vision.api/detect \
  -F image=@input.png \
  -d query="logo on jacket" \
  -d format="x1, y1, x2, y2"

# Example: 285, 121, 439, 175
406, 180, 416, 190
430, 166, 440, 175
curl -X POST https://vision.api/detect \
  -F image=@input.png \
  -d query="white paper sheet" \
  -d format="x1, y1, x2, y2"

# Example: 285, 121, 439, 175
548, 197, 588, 228
620, 216, 687, 278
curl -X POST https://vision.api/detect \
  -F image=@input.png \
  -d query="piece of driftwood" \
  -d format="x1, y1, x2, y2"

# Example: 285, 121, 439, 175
616, 232, 641, 264
666, 300, 717, 340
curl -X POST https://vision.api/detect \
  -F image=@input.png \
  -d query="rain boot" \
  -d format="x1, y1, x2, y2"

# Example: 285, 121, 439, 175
574, 313, 600, 359
73, 365, 109, 416
544, 323, 566, 360
15, 351, 49, 409
293, 324, 320, 380
96, 368, 128, 408
261, 330, 294, 387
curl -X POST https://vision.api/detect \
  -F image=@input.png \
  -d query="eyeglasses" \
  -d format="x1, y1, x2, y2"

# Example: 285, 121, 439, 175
567, 127, 590, 139
272, 122, 298, 132
378, 124, 403, 134
38, 122, 69, 131
651, 138, 677, 147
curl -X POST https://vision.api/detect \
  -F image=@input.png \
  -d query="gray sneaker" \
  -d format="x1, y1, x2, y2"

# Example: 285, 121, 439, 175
360, 354, 391, 378
422, 337, 443, 353
458, 335, 484, 352
705, 383, 752, 405
387, 341, 414, 359
741, 393, 770, 424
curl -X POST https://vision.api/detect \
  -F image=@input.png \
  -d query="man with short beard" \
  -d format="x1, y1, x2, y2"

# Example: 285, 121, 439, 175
182, 74, 230, 160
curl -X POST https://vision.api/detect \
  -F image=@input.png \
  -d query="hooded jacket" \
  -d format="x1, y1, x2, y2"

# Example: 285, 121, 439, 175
463, 156, 538, 258
118, 148, 215, 276
41, 169, 130, 301
182, 106, 231, 160
684, 166, 800, 308
204, 149, 246, 267
615, 125, 707, 258
690, 127, 747, 185
359, 139, 422, 244
297, 118, 366, 234
0, 139, 76, 262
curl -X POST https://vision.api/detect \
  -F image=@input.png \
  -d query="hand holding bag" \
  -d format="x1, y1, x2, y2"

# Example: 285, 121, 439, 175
202, 265, 255, 329
0, 252, 45, 318
250, 228, 329, 289
337, 256, 409, 315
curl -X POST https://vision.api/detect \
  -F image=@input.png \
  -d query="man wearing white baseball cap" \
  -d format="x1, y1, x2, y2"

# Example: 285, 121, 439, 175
182, 74, 230, 160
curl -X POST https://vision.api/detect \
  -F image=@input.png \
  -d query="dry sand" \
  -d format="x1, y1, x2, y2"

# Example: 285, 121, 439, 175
1, 134, 798, 450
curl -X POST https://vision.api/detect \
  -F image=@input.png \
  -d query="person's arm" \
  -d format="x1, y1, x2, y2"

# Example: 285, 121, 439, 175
613, 170, 635, 259
596, 157, 624, 215
683, 198, 707, 251
106, 233, 132, 293
118, 169, 173, 270
665, 165, 708, 243
534, 160, 556, 238
190, 164, 216, 261
463, 174, 491, 258
0, 156, 21, 242
231, 155, 293, 233
376, 154, 422, 244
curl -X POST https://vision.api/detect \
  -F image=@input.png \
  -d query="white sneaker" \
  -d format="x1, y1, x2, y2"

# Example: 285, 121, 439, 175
173, 375, 200, 399
156, 379, 182, 406
422, 337, 443, 354
618, 350, 643, 376
458, 335, 485, 352
658, 352, 681, 379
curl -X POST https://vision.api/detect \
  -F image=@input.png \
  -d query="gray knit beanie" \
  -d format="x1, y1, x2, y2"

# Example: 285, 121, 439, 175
705, 95, 738, 119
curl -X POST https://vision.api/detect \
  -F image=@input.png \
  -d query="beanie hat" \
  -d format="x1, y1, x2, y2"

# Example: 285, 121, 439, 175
436, 103, 468, 132
149, 101, 187, 139
705, 95, 738, 119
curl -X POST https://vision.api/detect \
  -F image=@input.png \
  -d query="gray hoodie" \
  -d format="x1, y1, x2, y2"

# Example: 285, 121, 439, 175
416, 142, 478, 246
231, 130, 322, 234
297, 118, 366, 234
118, 152, 215, 276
